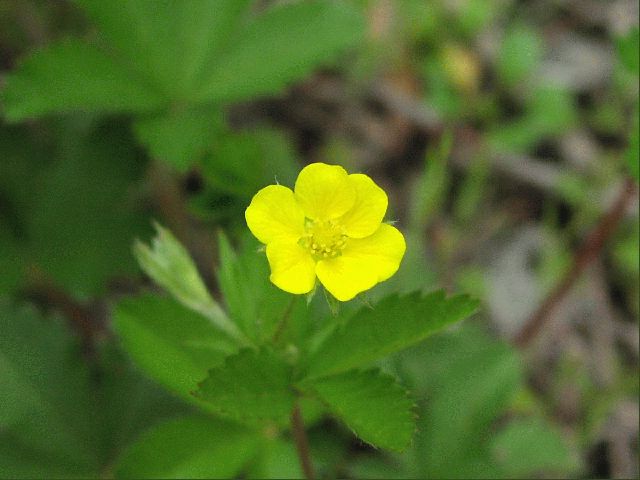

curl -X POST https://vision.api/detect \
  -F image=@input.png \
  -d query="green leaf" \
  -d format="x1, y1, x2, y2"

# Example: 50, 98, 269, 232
134, 223, 246, 343
303, 369, 415, 451
75, 0, 252, 97
115, 415, 260, 479
0, 301, 99, 476
528, 86, 576, 132
616, 26, 640, 75
488, 87, 576, 153
26, 120, 148, 297
2, 39, 164, 121
497, 25, 544, 87
410, 326, 524, 478
203, 128, 299, 197
307, 291, 479, 378
133, 107, 223, 171
96, 344, 192, 466
113, 294, 236, 405
195, 1, 364, 103
250, 439, 303, 480
195, 348, 295, 424
216, 233, 297, 342
409, 131, 453, 231
490, 417, 577, 477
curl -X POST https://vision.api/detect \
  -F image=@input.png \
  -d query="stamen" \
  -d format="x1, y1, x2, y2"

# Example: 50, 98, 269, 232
300, 219, 348, 260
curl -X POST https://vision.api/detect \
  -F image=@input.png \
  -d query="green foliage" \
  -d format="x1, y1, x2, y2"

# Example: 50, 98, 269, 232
0, 302, 100, 477
74, 0, 253, 98
114, 294, 236, 405
395, 325, 578, 478
133, 107, 223, 172
193, 1, 364, 103
307, 291, 479, 378
409, 131, 453, 231
616, 26, 640, 75
216, 233, 298, 342
1, 39, 165, 120
134, 223, 245, 342
497, 25, 544, 87
31, 122, 148, 296
490, 417, 578, 476
203, 129, 299, 198
0, 120, 150, 297
3, 0, 364, 170
195, 348, 294, 424
627, 116, 639, 181
190, 128, 300, 223
0, 301, 185, 478
489, 87, 577, 153
303, 369, 415, 451
115, 415, 260, 479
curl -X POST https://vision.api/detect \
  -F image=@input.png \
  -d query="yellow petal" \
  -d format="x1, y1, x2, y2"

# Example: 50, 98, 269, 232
245, 185, 305, 244
294, 163, 356, 220
266, 240, 316, 294
315, 224, 406, 301
338, 173, 388, 238
315, 257, 377, 301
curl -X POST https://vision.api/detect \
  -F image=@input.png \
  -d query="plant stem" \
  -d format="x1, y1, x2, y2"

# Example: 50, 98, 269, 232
291, 402, 315, 480
514, 177, 637, 348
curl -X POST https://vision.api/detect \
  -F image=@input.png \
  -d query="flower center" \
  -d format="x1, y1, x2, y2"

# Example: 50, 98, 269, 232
298, 219, 347, 260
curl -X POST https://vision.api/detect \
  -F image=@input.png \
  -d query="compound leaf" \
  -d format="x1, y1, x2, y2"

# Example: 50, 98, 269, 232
195, 348, 294, 424
113, 294, 236, 406
307, 291, 479, 378
303, 369, 415, 451
115, 415, 260, 479
2, 39, 164, 121
195, 1, 364, 103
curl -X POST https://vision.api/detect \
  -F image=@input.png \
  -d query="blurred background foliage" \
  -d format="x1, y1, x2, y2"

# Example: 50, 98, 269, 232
0, 0, 638, 478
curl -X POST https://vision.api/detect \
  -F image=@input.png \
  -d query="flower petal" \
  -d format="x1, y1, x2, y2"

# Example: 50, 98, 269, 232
344, 223, 406, 282
266, 240, 316, 294
315, 257, 377, 301
294, 163, 356, 220
315, 224, 406, 301
245, 185, 305, 244
339, 173, 388, 238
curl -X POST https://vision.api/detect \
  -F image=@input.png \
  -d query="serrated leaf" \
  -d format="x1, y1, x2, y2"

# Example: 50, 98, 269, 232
115, 415, 260, 479
2, 39, 165, 121
195, 348, 294, 424
134, 223, 246, 343
195, 1, 364, 103
0, 301, 99, 476
133, 107, 223, 171
490, 417, 578, 477
306, 291, 479, 378
303, 369, 415, 451
113, 294, 236, 405
75, 0, 252, 97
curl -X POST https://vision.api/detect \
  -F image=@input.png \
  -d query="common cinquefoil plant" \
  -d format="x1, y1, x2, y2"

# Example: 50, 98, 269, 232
245, 162, 406, 301
124, 162, 477, 478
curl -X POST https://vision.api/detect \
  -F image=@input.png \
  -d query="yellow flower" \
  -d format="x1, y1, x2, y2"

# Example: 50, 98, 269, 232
245, 163, 406, 301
